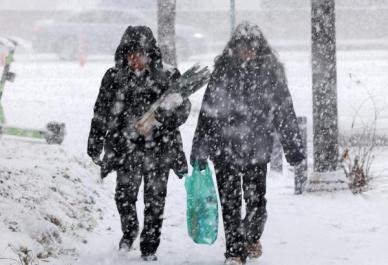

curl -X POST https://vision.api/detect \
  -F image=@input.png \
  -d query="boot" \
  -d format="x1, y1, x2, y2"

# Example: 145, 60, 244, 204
119, 234, 135, 252
246, 240, 263, 259
224, 257, 243, 265
141, 253, 158, 261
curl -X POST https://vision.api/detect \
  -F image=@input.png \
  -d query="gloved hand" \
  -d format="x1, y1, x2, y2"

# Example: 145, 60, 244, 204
100, 162, 111, 179
287, 151, 306, 167
191, 159, 207, 171
91, 155, 103, 167
289, 158, 305, 167
176, 172, 185, 179
90, 155, 111, 179
160, 93, 183, 110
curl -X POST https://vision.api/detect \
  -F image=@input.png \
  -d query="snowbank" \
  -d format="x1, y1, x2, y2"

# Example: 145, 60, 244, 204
0, 137, 113, 264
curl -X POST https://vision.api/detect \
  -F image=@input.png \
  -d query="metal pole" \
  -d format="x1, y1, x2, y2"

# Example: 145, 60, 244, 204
295, 117, 308, 194
230, 0, 236, 35
157, 0, 177, 66
311, 0, 339, 172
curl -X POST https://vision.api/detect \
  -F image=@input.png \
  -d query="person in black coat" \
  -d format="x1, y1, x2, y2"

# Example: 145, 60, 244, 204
190, 22, 305, 265
87, 26, 191, 261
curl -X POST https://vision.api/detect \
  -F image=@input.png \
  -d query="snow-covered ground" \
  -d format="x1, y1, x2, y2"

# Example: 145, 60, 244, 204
1, 51, 388, 264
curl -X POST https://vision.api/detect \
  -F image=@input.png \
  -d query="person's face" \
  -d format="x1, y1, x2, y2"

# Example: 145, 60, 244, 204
233, 41, 258, 62
127, 51, 148, 72
236, 46, 257, 62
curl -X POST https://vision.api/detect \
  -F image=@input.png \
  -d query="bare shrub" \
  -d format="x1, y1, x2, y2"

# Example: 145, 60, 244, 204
0, 245, 38, 265
340, 91, 381, 193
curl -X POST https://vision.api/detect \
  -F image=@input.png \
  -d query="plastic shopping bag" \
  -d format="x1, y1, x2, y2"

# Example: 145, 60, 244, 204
185, 161, 218, 244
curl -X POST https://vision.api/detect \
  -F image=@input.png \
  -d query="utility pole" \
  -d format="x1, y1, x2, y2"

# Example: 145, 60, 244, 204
157, 0, 177, 67
230, 0, 236, 35
311, 0, 339, 172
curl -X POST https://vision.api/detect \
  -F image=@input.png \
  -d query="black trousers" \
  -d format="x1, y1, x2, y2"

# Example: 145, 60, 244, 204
115, 157, 169, 255
213, 160, 268, 261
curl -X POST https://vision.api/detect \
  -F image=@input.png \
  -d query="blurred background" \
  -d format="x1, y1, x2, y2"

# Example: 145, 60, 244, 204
1, 0, 388, 60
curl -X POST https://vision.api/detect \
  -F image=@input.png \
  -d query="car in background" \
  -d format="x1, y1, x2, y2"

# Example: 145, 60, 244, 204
32, 9, 207, 61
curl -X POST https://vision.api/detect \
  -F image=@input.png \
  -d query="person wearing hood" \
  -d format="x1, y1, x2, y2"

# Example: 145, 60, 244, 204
190, 22, 305, 265
87, 26, 191, 261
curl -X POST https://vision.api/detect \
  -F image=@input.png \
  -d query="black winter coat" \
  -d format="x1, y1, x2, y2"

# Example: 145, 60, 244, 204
190, 54, 305, 166
87, 26, 191, 178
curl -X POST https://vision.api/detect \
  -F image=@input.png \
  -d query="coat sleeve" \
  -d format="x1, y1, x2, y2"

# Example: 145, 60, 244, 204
271, 65, 305, 165
154, 68, 191, 130
154, 99, 191, 129
190, 75, 217, 166
87, 68, 117, 159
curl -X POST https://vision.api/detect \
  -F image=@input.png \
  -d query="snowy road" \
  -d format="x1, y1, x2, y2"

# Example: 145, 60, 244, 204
1, 51, 388, 264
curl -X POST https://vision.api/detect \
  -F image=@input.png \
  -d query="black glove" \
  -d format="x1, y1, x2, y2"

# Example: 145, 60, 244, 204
90, 155, 111, 179
173, 165, 188, 179
190, 159, 207, 171
176, 173, 185, 179
100, 162, 111, 179
289, 158, 305, 167
91, 155, 103, 166
287, 151, 306, 167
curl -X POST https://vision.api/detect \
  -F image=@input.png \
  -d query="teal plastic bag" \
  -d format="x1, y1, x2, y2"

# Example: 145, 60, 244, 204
185, 161, 219, 244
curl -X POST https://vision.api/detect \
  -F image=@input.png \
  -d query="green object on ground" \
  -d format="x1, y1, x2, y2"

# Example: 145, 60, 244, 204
0, 125, 45, 139
0, 38, 66, 145
0, 104, 5, 124
185, 161, 219, 245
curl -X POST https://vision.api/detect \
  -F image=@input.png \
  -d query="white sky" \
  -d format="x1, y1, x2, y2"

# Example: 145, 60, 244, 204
1, 0, 387, 11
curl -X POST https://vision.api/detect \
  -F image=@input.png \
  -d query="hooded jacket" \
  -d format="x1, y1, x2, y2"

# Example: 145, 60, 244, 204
190, 22, 304, 166
87, 26, 191, 178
